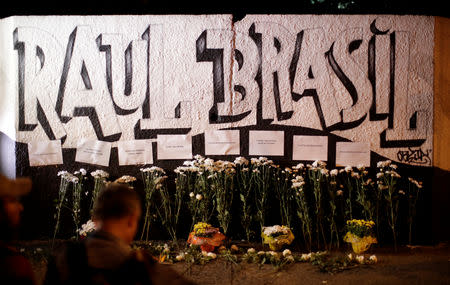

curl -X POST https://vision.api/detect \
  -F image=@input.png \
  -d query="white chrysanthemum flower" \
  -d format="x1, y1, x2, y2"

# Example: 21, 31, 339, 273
175, 254, 185, 261
376, 172, 384, 178
115, 175, 137, 183
207, 252, 217, 259
257, 251, 265, 255
369, 255, 377, 263
91, 170, 109, 179
247, 248, 256, 254
195, 194, 203, 200
234, 156, 249, 165
301, 253, 311, 261
292, 163, 304, 170
347, 253, 353, 260
189, 192, 195, 198
78, 219, 97, 236
282, 249, 292, 257
75, 168, 87, 176
330, 169, 338, 176
356, 255, 364, 263
345, 166, 353, 173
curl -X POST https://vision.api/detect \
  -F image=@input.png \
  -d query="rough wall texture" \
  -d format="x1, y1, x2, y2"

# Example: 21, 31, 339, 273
0, 15, 434, 168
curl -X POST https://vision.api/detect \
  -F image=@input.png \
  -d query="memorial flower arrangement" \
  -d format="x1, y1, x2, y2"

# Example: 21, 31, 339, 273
291, 172, 313, 251
156, 173, 183, 242
252, 157, 275, 237
140, 167, 166, 241
261, 225, 295, 251
50, 155, 425, 255
234, 156, 254, 241
376, 160, 401, 250
53, 171, 78, 244
307, 160, 328, 249
72, 168, 86, 237
343, 219, 377, 254
90, 169, 109, 212
114, 175, 137, 186
210, 160, 236, 235
187, 222, 226, 252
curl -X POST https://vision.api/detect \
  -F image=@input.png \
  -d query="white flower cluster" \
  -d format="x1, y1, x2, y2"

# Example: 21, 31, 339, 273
250, 156, 274, 166
347, 253, 378, 264
234, 156, 249, 165
262, 225, 291, 236
74, 168, 87, 176
311, 160, 327, 169
291, 175, 306, 190
115, 175, 137, 184
57, 170, 79, 183
91, 169, 109, 179
78, 219, 97, 237
140, 166, 165, 174
175, 155, 237, 175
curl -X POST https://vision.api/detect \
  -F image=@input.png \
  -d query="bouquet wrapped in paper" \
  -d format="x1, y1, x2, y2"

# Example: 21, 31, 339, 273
343, 219, 377, 254
261, 225, 295, 251
187, 222, 226, 252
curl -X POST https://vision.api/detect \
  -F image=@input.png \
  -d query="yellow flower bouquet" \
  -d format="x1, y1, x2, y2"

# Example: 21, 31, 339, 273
343, 219, 377, 254
261, 225, 295, 251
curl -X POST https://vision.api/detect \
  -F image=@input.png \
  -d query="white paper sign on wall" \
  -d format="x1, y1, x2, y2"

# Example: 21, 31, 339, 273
28, 140, 63, 167
293, 135, 328, 161
117, 140, 153, 166
204, 130, 240, 156
157, 134, 192, 160
249, 130, 284, 156
75, 139, 112, 167
336, 141, 370, 167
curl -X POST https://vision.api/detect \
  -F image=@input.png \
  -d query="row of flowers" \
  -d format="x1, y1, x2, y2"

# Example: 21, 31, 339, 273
54, 155, 424, 251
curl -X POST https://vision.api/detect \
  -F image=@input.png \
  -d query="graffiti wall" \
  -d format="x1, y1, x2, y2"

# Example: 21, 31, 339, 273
0, 15, 434, 168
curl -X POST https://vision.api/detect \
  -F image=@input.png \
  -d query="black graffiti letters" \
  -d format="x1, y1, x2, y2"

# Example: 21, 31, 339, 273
13, 19, 428, 149
397, 148, 431, 165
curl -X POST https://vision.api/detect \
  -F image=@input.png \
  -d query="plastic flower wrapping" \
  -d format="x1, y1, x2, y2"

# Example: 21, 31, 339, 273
261, 225, 295, 251
187, 222, 226, 252
344, 219, 377, 254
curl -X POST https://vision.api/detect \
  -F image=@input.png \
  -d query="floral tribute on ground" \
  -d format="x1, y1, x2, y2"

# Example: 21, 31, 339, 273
50, 156, 426, 273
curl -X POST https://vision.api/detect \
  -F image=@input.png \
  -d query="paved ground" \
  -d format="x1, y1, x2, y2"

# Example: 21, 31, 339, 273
28, 242, 450, 285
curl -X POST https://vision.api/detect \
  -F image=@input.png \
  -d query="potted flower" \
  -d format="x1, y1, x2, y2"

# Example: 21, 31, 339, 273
187, 222, 226, 252
343, 219, 377, 254
261, 225, 295, 251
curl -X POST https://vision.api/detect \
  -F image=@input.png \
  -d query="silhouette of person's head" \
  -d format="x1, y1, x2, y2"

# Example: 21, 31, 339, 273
92, 183, 142, 244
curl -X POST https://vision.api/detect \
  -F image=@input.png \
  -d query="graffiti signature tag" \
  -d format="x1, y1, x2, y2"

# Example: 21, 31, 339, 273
397, 148, 431, 165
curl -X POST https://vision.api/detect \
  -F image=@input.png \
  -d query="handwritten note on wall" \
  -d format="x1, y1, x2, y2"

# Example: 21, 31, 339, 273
28, 140, 63, 166
157, 134, 192, 160
75, 139, 112, 166
249, 131, 284, 156
293, 135, 328, 161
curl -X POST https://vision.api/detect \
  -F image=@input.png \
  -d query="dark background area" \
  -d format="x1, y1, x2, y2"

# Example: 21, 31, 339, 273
1, 0, 449, 19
